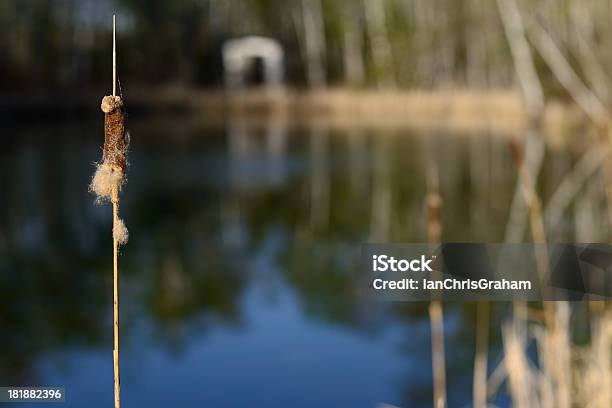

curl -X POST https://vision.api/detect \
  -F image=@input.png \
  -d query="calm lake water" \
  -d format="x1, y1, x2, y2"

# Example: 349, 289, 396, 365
0, 114, 596, 407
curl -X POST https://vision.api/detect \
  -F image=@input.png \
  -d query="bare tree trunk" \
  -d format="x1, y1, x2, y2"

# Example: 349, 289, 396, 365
363, 0, 395, 89
412, 0, 436, 86
341, 1, 365, 86
465, 0, 487, 88
301, 0, 327, 88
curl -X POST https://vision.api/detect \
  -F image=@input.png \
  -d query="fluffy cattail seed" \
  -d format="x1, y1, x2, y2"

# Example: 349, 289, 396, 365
113, 218, 129, 245
90, 161, 124, 202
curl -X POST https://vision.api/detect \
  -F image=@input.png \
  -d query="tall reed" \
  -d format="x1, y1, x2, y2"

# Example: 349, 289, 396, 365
89, 15, 128, 408
425, 148, 446, 408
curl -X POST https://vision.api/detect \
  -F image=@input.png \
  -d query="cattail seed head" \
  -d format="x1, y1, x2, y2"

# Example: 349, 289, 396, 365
90, 95, 128, 203
508, 138, 524, 168
102, 95, 127, 174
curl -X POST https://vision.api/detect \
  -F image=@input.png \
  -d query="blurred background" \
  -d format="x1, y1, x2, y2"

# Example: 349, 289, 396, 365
1, 1, 612, 407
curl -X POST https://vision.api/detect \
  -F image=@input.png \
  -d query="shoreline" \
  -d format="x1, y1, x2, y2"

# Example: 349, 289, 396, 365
2, 87, 585, 136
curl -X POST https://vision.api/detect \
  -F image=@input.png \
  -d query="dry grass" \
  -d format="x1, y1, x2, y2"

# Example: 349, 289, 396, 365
502, 322, 533, 408
501, 305, 611, 408
126, 86, 584, 136
573, 309, 612, 408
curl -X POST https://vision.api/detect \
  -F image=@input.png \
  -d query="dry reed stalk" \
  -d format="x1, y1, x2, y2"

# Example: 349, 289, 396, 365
497, 5, 587, 406
496, 0, 544, 119
504, 128, 545, 243
508, 138, 546, 246
502, 323, 532, 408
112, 188, 120, 408
501, 300, 610, 408
472, 301, 489, 408
544, 144, 610, 230
533, 302, 571, 408
426, 157, 446, 408
496, 6, 549, 404
579, 310, 612, 408
503, 131, 611, 408
527, 18, 608, 127
566, 310, 602, 407
508, 139, 554, 316
508, 136, 576, 408
89, 15, 127, 408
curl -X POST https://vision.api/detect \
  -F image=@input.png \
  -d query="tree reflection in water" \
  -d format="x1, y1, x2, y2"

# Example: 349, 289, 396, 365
0, 117, 596, 407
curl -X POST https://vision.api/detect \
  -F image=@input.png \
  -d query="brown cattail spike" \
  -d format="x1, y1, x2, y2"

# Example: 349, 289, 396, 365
101, 95, 127, 174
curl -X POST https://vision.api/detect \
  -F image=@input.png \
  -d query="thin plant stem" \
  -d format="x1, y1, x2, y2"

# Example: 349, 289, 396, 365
112, 14, 120, 408
429, 301, 446, 408
473, 301, 489, 408
113, 15, 116, 97
112, 186, 120, 408
426, 151, 446, 408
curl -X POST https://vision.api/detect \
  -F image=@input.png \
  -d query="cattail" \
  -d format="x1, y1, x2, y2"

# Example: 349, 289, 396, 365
90, 96, 127, 205
102, 95, 127, 173
89, 15, 126, 408
91, 97, 129, 245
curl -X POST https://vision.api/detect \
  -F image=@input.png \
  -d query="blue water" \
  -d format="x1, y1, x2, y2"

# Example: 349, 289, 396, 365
1, 119, 535, 407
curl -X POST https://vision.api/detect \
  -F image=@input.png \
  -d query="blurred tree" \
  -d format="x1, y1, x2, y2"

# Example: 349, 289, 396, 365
3, 0, 612, 98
